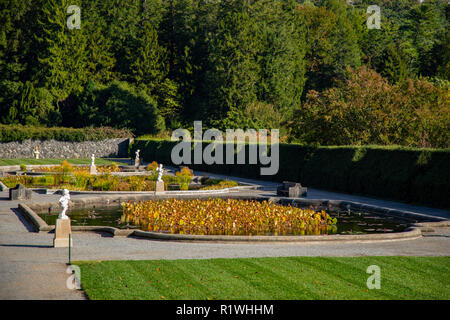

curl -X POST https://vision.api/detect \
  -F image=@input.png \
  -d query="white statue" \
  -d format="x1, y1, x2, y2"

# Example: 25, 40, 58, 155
91, 154, 95, 166
134, 149, 140, 167
156, 164, 164, 182
58, 189, 70, 220
33, 146, 40, 159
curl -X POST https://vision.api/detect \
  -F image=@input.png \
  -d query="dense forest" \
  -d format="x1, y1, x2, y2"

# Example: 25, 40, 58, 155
0, 0, 448, 147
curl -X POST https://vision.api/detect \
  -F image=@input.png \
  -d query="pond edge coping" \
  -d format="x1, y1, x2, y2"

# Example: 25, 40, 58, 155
29, 185, 256, 195
17, 194, 450, 243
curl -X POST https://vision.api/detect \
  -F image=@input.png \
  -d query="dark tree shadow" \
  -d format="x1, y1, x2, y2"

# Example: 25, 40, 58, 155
0, 244, 53, 248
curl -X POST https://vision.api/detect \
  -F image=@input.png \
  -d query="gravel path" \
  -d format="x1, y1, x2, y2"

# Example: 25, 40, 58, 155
0, 174, 449, 299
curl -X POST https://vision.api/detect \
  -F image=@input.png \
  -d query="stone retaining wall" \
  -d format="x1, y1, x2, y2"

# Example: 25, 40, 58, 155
0, 138, 131, 158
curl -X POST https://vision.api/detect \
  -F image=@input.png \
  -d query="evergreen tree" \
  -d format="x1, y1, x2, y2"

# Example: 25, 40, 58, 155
35, 0, 114, 111
159, 0, 198, 121
0, 0, 41, 124
205, 0, 307, 129
382, 43, 411, 83
302, 0, 361, 93
128, 21, 180, 124
35, 0, 90, 101
205, 0, 262, 128
406, 0, 448, 77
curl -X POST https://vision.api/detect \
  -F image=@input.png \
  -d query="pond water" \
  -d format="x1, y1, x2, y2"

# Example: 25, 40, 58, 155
38, 205, 413, 235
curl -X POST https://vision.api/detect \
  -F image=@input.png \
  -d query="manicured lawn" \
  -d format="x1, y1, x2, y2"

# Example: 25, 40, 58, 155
0, 158, 125, 166
75, 256, 450, 300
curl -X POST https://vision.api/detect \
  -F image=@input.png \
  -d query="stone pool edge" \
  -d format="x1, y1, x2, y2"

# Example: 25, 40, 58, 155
17, 195, 450, 243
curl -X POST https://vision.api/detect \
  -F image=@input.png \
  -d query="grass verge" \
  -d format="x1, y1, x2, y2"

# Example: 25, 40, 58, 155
75, 256, 449, 300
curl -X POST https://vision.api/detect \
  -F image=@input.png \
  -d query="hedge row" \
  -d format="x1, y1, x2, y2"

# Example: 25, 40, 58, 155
0, 124, 133, 142
132, 139, 450, 209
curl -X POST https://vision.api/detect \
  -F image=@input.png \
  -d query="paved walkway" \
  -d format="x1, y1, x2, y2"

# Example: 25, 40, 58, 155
0, 174, 449, 299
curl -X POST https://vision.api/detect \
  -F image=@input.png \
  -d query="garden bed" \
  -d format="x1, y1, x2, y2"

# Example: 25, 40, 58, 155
1, 161, 239, 192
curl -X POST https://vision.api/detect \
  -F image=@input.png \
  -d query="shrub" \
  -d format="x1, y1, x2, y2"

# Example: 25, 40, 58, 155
109, 164, 120, 172
176, 167, 193, 190
60, 160, 73, 173
146, 161, 158, 171
63, 81, 165, 136
288, 67, 450, 148
0, 124, 132, 142
73, 172, 90, 189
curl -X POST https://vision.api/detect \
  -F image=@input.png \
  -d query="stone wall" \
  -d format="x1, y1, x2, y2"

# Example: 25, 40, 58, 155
0, 138, 131, 159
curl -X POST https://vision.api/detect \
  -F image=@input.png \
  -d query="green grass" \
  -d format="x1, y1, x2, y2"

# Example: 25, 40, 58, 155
75, 256, 450, 300
0, 158, 125, 166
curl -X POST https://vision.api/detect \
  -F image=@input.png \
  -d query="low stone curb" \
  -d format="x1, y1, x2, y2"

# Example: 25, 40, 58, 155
34, 185, 255, 195
0, 180, 8, 191
70, 225, 134, 237
412, 220, 450, 232
132, 227, 422, 243
18, 203, 53, 232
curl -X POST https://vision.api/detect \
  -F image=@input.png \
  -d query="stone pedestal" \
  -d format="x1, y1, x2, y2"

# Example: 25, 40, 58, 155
89, 165, 97, 175
155, 180, 164, 192
53, 219, 72, 248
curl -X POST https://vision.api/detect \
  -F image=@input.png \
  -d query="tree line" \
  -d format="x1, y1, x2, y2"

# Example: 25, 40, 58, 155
0, 0, 448, 147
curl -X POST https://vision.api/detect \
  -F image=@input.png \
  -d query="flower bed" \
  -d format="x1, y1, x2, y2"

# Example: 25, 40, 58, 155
2, 173, 156, 191
121, 198, 337, 236
1, 160, 238, 192
31, 160, 121, 173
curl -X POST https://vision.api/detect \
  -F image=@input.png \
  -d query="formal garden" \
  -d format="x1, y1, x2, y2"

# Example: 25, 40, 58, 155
0, 0, 449, 304
0, 160, 239, 192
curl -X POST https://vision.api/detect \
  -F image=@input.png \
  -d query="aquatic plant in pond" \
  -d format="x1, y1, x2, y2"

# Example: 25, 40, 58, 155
200, 179, 238, 190
38, 205, 412, 235
121, 198, 338, 235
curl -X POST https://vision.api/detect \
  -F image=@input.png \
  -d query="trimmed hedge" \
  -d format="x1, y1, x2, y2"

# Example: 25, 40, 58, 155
132, 139, 450, 208
0, 124, 133, 142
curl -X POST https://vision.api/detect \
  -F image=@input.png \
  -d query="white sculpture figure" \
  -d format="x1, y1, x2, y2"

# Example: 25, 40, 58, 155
90, 154, 97, 174
135, 149, 140, 167
156, 164, 164, 182
135, 149, 140, 161
33, 146, 40, 159
58, 189, 70, 220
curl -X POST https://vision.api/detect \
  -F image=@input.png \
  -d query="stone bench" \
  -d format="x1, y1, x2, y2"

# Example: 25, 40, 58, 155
9, 183, 32, 200
276, 181, 307, 198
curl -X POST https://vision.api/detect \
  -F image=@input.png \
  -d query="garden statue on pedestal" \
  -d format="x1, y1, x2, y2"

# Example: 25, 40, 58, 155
135, 149, 140, 167
90, 154, 97, 174
157, 164, 164, 182
58, 189, 70, 220
54, 189, 72, 247
155, 164, 164, 192
33, 146, 40, 159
